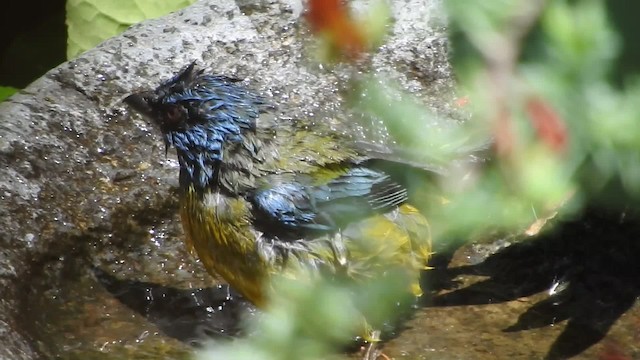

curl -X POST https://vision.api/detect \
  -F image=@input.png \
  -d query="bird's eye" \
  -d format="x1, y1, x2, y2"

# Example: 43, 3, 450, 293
167, 105, 183, 121
162, 104, 185, 129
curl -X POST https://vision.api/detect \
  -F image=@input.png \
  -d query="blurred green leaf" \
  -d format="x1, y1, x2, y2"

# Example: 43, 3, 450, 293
65, 0, 197, 58
542, 0, 619, 80
360, 0, 392, 47
446, 0, 520, 50
197, 268, 412, 360
352, 75, 489, 168
0, 86, 18, 102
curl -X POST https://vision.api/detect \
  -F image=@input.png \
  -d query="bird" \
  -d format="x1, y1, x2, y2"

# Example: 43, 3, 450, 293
124, 62, 433, 337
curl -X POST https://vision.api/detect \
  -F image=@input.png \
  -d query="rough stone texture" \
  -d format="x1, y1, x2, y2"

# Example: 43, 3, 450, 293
0, 0, 454, 358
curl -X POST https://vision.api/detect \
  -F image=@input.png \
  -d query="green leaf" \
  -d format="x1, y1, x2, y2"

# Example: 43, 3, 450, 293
0, 86, 18, 102
541, 0, 619, 80
65, 0, 197, 59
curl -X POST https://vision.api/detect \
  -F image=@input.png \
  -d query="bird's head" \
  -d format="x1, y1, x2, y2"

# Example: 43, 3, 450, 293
125, 62, 270, 189
124, 62, 198, 136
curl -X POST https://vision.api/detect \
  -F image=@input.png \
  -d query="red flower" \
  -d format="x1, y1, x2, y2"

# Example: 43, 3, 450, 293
525, 97, 568, 154
306, 0, 366, 60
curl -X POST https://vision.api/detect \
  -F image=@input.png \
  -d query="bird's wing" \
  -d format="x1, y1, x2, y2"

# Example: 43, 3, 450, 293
248, 166, 408, 240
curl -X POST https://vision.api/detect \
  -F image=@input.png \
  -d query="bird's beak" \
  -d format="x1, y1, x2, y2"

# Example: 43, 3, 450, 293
124, 92, 154, 118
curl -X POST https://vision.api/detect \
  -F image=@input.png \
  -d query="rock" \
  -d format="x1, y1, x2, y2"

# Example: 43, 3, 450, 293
0, 0, 454, 358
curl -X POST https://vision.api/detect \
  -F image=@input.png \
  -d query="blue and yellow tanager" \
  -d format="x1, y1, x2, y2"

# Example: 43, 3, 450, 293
125, 63, 433, 321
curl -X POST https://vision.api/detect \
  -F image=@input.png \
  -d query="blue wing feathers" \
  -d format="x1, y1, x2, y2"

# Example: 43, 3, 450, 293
250, 167, 409, 239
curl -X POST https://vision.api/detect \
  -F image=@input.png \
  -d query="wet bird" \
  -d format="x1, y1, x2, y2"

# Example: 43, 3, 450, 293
125, 62, 433, 325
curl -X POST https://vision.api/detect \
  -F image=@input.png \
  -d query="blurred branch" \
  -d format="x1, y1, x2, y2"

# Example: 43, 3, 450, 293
483, 0, 546, 66
480, 0, 546, 156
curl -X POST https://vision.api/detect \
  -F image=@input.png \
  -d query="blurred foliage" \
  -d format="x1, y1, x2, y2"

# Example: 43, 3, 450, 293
0, 86, 18, 102
197, 269, 411, 360
65, 0, 196, 58
438, 0, 640, 237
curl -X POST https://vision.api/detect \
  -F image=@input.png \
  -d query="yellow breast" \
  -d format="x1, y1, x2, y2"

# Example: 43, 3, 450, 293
180, 186, 269, 306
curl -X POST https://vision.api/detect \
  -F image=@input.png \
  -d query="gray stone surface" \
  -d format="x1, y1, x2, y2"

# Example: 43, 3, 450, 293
0, 0, 454, 358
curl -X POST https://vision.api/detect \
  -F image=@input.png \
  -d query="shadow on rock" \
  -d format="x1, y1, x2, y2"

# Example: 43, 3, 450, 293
92, 267, 255, 346
424, 208, 640, 359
